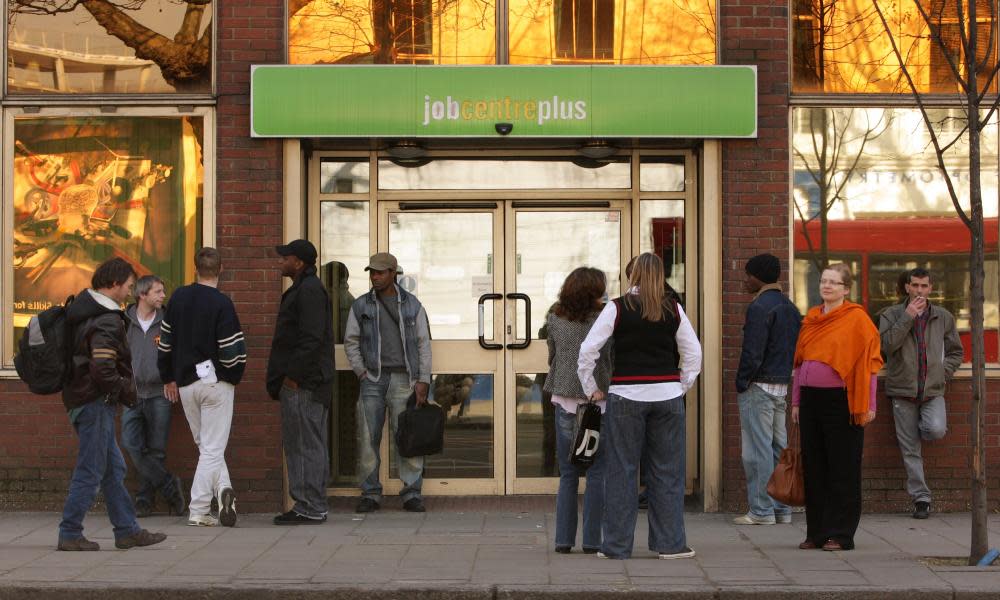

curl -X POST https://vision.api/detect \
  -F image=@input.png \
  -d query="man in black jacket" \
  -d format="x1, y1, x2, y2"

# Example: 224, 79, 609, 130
58, 257, 167, 551
268, 239, 335, 525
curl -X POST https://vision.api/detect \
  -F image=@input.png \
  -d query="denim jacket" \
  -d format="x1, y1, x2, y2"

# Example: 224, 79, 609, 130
344, 284, 432, 385
736, 285, 802, 393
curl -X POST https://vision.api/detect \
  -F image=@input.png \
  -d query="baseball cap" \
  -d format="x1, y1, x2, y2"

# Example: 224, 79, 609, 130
275, 239, 317, 265
365, 252, 402, 273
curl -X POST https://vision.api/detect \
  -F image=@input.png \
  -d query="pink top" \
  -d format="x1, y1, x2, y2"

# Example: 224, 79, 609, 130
792, 360, 877, 411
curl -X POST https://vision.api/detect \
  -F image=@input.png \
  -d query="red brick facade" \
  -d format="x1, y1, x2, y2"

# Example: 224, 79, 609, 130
0, 0, 996, 514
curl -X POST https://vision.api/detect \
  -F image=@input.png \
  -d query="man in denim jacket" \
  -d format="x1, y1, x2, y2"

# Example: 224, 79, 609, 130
734, 253, 802, 526
344, 252, 432, 514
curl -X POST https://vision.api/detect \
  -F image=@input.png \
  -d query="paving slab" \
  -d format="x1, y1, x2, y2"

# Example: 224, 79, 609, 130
0, 509, 999, 599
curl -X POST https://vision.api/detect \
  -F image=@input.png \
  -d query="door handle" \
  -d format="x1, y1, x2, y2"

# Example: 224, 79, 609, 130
506, 293, 532, 349
478, 293, 503, 350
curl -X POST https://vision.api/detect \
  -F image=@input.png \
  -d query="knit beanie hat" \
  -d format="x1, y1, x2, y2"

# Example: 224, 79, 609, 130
745, 253, 780, 284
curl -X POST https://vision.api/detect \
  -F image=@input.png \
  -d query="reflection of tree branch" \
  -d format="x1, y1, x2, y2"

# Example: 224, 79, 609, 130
872, 0, 971, 228
910, 0, 968, 94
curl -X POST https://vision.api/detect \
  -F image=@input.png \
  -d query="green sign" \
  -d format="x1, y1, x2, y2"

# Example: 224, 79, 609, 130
251, 65, 757, 138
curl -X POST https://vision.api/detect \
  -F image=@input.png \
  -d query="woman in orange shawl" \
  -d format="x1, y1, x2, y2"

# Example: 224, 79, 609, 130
791, 263, 882, 551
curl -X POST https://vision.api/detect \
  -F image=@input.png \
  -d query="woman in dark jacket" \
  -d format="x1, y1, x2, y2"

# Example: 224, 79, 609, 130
544, 267, 612, 554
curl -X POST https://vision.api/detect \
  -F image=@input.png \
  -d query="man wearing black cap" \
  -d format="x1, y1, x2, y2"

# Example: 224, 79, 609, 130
268, 239, 335, 525
733, 253, 802, 526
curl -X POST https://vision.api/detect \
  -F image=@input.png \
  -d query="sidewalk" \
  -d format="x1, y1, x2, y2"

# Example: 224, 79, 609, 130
1, 500, 999, 599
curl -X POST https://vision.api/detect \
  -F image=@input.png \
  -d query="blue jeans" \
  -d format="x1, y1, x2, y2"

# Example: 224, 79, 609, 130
358, 372, 423, 502
121, 395, 176, 507
738, 385, 790, 518
59, 401, 141, 542
601, 393, 687, 559
554, 404, 605, 550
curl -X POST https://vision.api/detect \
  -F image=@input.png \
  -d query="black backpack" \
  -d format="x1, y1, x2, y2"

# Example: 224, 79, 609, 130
14, 296, 75, 395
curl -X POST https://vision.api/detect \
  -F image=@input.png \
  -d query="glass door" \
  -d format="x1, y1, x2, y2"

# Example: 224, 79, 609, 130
506, 201, 629, 493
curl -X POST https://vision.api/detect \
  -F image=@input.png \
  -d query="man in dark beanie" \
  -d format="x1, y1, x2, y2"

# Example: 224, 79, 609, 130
268, 239, 335, 525
733, 253, 802, 526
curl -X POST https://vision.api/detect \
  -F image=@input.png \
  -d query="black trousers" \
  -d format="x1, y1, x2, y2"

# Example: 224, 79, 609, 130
800, 387, 865, 549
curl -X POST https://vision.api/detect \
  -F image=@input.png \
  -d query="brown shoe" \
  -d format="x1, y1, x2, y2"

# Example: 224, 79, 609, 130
116, 529, 167, 550
822, 540, 844, 551
798, 539, 818, 550
58, 536, 100, 551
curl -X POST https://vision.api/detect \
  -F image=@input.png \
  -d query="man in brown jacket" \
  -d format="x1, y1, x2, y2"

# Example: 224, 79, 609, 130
57, 257, 167, 551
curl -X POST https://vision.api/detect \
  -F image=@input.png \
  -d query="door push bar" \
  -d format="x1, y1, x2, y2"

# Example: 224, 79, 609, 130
478, 293, 503, 350
506, 293, 531, 350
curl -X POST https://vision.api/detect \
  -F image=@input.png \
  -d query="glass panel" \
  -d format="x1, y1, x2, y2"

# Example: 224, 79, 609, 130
792, 106, 999, 360
638, 200, 686, 302
328, 370, 361, 486
792, 0, 998, 94
8, 1, 212, 94
390, 373, 495, 478
289, 0, 496, 64
379, 158, 631, 190
509, 0, 716, 64
321, 160, 370, 194
515, 373, 557, 477
388, 212, 494, 339
11, 116, 204, 355
640, 157, 685, 192
514, 211, 621, 340
320, 202, 370, 343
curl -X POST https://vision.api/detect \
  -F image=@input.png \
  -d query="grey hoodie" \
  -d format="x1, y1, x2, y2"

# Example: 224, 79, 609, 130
126, 303, 165, 399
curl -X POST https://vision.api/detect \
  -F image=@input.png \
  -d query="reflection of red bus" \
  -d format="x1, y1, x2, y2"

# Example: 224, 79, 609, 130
794, 216, 999, 362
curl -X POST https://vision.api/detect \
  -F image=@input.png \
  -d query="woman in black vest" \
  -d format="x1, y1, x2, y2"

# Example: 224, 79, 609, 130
578, 252, 702, 559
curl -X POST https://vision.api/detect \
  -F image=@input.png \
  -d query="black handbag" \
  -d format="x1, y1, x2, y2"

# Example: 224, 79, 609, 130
570, 400, 602, 467
395, 392, 445, 458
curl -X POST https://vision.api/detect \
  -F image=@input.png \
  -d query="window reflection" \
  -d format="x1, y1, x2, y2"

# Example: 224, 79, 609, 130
639, 200, 685, 301
288, 0, 496, 64
390, 373, 495, 478
792, 0, 998, 94
509, 0, 716, 64
321, 160, 370, 194
792, 106, 999, 360
320, 201, 370, 343
378, 158, 631, 189
7, 1, 212, 94
12, 116, 204, 350
640, 156, 685, 191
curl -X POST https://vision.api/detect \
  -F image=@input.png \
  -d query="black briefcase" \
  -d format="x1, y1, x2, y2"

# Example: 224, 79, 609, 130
395, 392, 445, 458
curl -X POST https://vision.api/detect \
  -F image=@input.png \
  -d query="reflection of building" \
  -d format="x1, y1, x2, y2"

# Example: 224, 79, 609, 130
1, 0, 998, 516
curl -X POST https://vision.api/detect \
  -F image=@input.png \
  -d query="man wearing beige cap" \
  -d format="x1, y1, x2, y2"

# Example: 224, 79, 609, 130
344, 252, 433, 513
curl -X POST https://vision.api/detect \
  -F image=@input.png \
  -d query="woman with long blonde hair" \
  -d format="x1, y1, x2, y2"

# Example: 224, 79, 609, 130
578, 253, 702, 560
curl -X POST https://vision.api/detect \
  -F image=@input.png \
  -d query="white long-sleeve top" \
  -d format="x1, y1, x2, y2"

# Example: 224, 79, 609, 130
578, 298, 702, 402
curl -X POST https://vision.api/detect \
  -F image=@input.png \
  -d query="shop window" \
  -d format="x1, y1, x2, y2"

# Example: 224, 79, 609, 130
288, 0, 495, 64
509, 0, 715, 64
791, 0, 997, 94
791, 106, 1000, 361
6, 0, 213, 94
9, 115, 205, 363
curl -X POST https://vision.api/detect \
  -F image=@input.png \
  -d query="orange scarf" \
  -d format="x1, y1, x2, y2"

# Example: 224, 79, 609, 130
793, 301, 883, 426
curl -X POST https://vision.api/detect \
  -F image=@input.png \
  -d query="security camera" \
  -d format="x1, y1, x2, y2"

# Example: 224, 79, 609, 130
495, 122, 514, 136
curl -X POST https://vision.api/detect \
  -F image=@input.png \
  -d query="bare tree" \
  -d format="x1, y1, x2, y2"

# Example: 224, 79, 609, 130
872, 0, 999, 565
8, 0, 212, 91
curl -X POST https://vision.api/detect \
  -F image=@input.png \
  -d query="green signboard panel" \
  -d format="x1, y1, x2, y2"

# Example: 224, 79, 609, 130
251, 65, 757, 138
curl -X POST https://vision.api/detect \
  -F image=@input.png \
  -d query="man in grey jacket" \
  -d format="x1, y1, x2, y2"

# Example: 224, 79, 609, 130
122, 275, 185, 518
879, 268, 964, 519
344, 252, 432, 514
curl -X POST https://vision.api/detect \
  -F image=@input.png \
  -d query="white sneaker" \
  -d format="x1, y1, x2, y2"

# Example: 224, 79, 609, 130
187, 514, 219, 527
219, 487, 237, 527
776, 513, 792, 524
659, 546, 696, 559
732, 512, 776, 525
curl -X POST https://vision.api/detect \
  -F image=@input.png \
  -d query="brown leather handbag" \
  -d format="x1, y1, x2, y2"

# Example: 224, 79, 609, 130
767, 423, 806, 506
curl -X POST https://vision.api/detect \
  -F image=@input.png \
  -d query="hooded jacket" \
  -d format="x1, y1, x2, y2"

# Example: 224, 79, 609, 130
125, 303, 165, 399
62, 289, 137, 411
